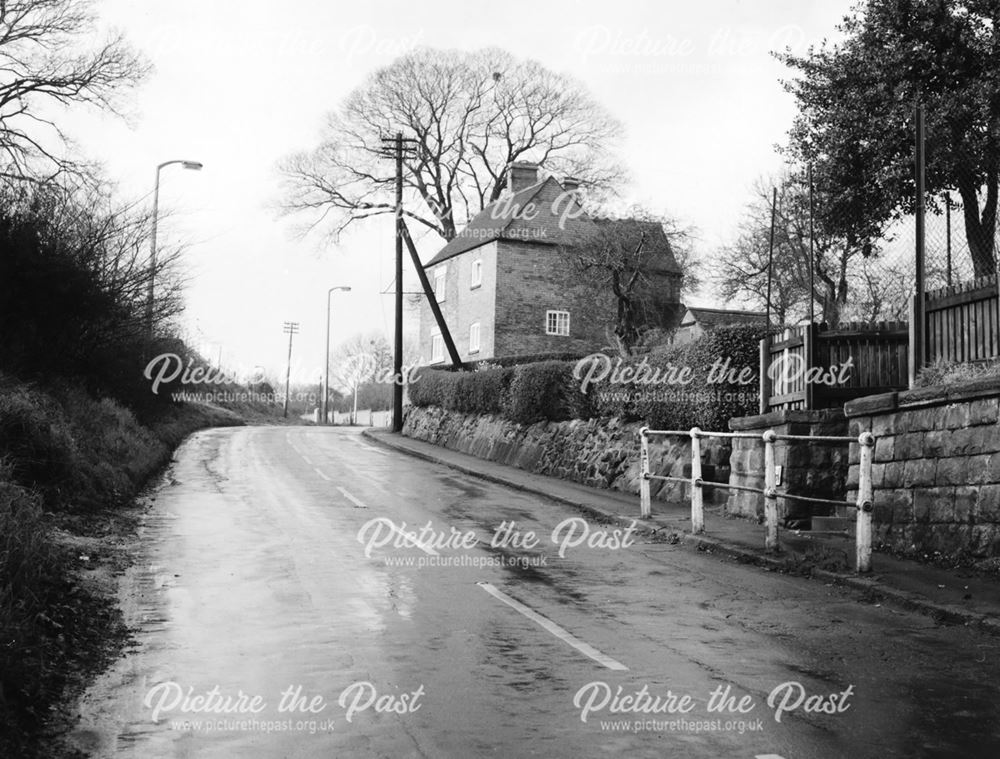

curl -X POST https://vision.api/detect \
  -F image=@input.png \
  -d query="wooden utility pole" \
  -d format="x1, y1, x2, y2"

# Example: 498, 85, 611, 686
282, 321, 299, 418
380, 133, 416, 433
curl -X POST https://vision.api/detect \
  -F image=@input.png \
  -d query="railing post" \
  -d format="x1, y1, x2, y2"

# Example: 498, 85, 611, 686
690, 427, 704, 533
762, 430, 778, 552
639, 427, 651, 519
856, 432, 875, 573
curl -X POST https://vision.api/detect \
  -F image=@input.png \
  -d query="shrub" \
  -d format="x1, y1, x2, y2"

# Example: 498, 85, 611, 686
409, 324, 765, 429
506, 361, 592, 424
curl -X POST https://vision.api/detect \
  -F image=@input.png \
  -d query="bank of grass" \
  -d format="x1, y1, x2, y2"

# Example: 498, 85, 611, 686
0, 377, 245, 757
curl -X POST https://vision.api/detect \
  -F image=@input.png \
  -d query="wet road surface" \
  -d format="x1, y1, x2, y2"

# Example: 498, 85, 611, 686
70, 427, 1000, 758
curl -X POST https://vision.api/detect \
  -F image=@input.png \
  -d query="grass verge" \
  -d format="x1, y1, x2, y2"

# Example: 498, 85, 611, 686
0, 377, 245, 758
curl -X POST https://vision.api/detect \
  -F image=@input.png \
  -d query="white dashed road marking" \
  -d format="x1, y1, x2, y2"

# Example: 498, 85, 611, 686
477, 582, 628, 671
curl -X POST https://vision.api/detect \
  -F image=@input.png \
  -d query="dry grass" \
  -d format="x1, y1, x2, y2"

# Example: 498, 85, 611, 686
915, 357, 1000, 388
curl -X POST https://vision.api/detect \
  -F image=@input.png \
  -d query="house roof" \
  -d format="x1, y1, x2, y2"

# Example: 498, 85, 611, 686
426, 177, 681, 274
682, 307, 768, 327
426, 176, 591, 266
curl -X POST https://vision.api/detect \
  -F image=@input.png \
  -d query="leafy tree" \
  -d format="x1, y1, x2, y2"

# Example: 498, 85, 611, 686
778, 0, 1000, 279
0, 0, 148, 181
280, 47, 624, 241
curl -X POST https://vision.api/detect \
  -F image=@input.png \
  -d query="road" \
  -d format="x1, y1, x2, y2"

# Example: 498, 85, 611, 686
70, 426, 1000, 758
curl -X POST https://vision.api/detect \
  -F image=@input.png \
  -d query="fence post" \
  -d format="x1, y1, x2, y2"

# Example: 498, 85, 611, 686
759, 337, 769, 414
639, 427, 651, 519
690, 427, 704, 533
856, 432, 875, 573
763, 430, 778, 552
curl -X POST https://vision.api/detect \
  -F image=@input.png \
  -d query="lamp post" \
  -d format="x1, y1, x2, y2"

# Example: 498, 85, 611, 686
324, 286, 352, 425
147, 159, 203, 337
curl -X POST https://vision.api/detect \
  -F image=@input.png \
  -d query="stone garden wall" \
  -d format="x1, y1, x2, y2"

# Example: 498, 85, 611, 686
726, 410, 850, 522
845, 377, 1000, 557
402, 405, 731, 505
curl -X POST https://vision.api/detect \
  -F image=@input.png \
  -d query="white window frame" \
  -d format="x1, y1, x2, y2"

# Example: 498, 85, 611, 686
469, 322, 481, 354
545, 310, 570, 336
434, 266, 447, 302
431, 331, 444, 363
470, 259, 483, 289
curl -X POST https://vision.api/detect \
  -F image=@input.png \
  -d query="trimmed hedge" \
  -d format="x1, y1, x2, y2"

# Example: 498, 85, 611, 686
409, 325, 766, 430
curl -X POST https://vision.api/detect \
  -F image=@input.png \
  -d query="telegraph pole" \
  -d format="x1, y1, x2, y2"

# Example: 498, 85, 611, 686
380, 133, 417, 433
282, 321, 299, 418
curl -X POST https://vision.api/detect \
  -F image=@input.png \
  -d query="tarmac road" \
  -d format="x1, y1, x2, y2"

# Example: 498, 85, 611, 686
69, 426, 1000, 758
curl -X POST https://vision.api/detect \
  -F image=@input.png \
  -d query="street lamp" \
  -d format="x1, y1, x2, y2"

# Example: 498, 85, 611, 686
147, 159, 203, 337
324, 286, 352, 425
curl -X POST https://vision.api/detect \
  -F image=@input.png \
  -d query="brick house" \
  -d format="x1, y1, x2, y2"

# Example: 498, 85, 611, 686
418, 163, 684, 363
672, 307, 769, 346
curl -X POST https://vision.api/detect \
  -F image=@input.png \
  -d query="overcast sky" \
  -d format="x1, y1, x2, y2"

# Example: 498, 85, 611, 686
66, 0, 856, 382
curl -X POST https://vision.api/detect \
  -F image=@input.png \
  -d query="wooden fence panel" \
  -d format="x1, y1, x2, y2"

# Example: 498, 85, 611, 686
925, 276, 999, 365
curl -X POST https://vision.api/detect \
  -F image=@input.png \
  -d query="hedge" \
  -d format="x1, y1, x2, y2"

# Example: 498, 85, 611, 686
409, 324, 766, 430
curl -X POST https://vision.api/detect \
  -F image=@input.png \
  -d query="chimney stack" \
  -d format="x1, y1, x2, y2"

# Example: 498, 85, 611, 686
507, 162, 539, 193
562, 176, 581, 194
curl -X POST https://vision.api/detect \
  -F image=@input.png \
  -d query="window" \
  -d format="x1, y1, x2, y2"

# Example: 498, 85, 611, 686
546, 310, 570, 336
470, 259, 482, 288
469, 322, 481, 354
431, 331, 444, 363
434, 266, 446, 301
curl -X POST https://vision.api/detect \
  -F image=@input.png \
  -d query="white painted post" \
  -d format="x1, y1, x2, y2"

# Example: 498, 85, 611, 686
856, 432, 875, 573
763, 430, 778, 552
639, 427, 651, 519
690, 427, 704, 533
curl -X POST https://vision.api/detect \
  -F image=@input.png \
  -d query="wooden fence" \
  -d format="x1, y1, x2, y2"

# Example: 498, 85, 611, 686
760, 322, 909, 413
923, 275, 999, 365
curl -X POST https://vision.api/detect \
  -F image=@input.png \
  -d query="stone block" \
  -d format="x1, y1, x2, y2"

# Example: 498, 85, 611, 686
942, 403, 971, 429
934, 457, 968, 487
870, 415, 898, 437
874, 436, 895, 462
883, 461, 905, 489
913, 487, 954, 523
846, 464, 859, 489
894, 432, 925, 459
975, 485, 1000, 521
884, 489, 914, 523
902, 459, 936, 488
948, 427, 990, 456
871, 462, 887, 489
968, 398, 1000, 426
966, 454, 993, 485
922, 429, 948, 457
954, 486, 977, 522
906, 408, 942, 432
987, 452, 1000, 483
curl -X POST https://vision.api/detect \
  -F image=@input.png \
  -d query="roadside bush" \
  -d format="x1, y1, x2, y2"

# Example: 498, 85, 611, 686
409, 325, 764, 430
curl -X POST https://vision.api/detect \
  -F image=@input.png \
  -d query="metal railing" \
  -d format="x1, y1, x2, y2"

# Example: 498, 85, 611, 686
638, 427, 876, 573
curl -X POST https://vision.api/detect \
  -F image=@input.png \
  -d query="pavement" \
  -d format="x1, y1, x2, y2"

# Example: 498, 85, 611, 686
363, 428, 1000, 636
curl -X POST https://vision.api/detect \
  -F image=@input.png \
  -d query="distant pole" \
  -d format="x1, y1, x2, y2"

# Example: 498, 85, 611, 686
912, 104, 926, 383
808, 163, 816, 326
765, 186, 778, 330
392, 132, 404, 432
282, 321, 299, 418
324, 286, 351, 425
945, 192, 952, 287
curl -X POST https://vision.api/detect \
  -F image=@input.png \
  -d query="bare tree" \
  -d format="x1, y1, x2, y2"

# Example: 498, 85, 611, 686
565, 208, 689, 353
713, 173, 875, 327
279, 47, 625, 241
0, 0, 148, 181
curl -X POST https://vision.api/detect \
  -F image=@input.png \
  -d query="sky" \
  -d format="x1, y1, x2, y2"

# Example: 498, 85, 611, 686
63, 0, 857, 383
